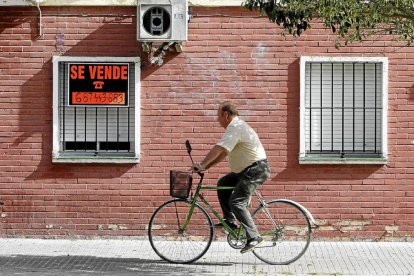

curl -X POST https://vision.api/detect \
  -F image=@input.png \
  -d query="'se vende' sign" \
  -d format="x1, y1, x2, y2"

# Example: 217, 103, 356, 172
68, 63, 129, 106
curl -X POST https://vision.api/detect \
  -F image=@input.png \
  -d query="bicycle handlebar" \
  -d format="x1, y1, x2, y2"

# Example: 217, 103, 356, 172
186, 140, 204, 178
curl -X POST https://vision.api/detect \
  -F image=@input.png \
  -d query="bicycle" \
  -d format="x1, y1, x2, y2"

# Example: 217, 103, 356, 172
148, 140, 317, 265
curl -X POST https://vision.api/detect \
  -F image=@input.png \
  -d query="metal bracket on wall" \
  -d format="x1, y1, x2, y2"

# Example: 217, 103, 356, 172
141, 41, 183, 66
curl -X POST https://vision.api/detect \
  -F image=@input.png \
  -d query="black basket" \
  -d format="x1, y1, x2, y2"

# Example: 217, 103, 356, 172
170, 170, 193, 199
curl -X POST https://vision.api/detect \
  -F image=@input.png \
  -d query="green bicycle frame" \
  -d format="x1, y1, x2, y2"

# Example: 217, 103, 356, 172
179, 174, 244, 238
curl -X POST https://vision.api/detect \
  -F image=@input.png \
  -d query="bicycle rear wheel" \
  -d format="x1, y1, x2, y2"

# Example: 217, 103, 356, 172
251, 200, 311, 265
148, 199, 214, 264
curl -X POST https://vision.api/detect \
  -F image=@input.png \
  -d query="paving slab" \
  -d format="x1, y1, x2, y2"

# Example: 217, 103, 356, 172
0, 239, 413, 275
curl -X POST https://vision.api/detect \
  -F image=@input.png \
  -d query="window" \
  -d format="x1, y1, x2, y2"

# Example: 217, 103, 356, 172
52, 56, 141, 163
299, 56, 388, 164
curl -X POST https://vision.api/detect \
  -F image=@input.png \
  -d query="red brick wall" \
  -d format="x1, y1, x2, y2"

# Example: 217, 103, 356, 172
0, 6, 413, 240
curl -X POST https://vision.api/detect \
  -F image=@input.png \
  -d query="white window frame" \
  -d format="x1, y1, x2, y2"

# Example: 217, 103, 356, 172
299, 56, 388, 164
52, 56, 141, 163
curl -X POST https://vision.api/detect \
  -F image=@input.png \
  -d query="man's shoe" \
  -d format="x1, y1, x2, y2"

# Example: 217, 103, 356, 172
240, 236, 264, 254
215, 220, 238, 230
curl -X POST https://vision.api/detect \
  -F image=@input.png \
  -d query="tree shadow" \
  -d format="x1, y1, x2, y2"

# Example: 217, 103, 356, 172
9, 7, 181, 181
0, 7, 187, 232
409, 83, 414, 101
0, 7, 40, 41
0, 255, 214, 275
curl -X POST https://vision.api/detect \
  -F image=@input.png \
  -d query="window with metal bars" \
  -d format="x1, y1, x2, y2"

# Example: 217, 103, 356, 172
52, 56, 141, 163
299, 56, 388, 164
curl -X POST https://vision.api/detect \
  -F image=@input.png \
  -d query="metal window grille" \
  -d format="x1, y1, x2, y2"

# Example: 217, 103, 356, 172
304, 62, 383, 158
58, 62, 136, 157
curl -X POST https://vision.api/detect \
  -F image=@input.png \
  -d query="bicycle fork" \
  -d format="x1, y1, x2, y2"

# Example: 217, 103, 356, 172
178, 183, 207, 233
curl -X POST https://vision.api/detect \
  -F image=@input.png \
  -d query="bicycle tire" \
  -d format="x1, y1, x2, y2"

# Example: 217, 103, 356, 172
148, 199, 214, 264
251, 200, 311, 265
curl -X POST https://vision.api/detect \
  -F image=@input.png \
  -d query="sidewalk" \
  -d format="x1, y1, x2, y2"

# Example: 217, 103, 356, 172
0, 238, 413, 275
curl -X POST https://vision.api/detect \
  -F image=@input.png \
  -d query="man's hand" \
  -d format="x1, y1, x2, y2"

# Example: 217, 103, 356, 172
192, 163, 205, 173
191, 145, 227, 173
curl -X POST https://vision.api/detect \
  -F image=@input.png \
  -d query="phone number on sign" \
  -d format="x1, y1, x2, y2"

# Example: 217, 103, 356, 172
71, 92, 126, 105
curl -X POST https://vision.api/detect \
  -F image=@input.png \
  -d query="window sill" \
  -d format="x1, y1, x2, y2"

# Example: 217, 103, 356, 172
52, 156, 139, 164
299, 157, 387, 165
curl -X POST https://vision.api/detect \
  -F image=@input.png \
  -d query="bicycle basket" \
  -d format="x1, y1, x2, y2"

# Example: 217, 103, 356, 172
170, 170, 193, 199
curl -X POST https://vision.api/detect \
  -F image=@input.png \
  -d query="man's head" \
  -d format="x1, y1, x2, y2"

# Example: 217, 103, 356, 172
217, 101, 239, 129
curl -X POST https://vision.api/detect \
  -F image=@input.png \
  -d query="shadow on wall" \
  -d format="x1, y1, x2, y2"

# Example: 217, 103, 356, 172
8, 7, 173, 180
6, 8, 386, 182
271, 59, 384, 184
410, 83, 414, 100
0, 7, 40, 41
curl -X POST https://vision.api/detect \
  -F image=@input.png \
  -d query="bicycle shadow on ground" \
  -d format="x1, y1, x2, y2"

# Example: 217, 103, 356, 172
0, 255, 233, 275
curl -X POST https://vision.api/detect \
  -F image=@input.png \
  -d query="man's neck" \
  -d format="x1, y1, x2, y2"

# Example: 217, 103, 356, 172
225, 116, 238, 128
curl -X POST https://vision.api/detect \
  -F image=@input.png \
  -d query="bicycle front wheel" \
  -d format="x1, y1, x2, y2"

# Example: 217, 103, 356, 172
251, 200, 311, 265
148, 199, 214, 264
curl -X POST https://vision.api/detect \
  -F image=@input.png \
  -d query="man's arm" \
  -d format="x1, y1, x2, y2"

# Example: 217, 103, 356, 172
198, 145, 228, 171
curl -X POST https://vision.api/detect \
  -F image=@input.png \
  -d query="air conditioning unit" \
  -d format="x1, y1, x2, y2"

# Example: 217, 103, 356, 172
137, 0, 188, 42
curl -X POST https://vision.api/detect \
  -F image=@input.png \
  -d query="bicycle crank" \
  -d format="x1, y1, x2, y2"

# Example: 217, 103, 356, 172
226, 234, 246, 249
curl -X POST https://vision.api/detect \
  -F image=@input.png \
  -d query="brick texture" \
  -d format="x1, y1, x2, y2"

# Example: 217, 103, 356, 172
0, 6, 413, 240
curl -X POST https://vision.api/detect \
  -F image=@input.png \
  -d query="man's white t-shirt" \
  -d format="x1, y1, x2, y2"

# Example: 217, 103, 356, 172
216, 116, 267, 173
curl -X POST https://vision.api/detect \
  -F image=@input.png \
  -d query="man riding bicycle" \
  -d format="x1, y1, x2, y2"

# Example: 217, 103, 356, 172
193, 101, 271, 254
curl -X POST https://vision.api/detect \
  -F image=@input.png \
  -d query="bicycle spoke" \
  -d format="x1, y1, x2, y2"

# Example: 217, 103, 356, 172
148, 199, 213, 264
252, 200, 311, 265
173, 201, 182, 230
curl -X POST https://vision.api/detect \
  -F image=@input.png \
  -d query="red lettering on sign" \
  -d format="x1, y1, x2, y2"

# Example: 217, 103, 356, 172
97, 66, 104, 79
87, 65, 128, 80
104, 66, 112, 79
121, 66, 127, 80
113, 66, 120, 79
70, 65, 85, 79
89, 65, 97, 79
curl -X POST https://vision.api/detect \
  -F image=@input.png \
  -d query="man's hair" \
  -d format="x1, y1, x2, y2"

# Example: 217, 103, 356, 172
220, 101, 239, 116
